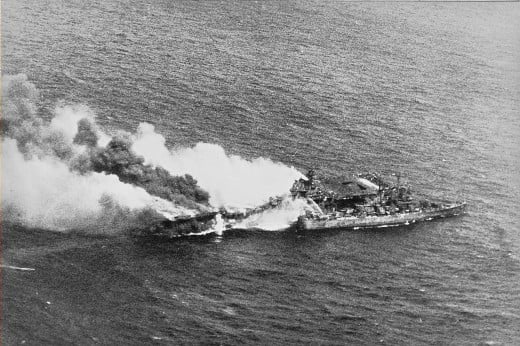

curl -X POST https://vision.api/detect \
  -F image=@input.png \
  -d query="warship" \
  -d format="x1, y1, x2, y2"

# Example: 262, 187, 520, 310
136, 197, 286, 238
139, 210, 221, 238
138, 170, 465, 238
291, 170, 466, 231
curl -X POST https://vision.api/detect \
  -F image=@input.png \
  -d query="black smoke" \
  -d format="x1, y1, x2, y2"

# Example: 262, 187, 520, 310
74, 132, 210, 209
4, 73, 212, 220
73, 118, 98, 147
2, 74, 73, 160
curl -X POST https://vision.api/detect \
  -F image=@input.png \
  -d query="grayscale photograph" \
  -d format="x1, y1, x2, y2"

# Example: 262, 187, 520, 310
2, 0, 519, 344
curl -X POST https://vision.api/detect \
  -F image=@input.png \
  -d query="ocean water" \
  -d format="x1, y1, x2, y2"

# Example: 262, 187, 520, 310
2, 0, 520, 344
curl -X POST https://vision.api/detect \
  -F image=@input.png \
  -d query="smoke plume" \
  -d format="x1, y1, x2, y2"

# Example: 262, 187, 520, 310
78, 134, 210, 210
234, 198, 314, 231
132, 123, 304, 208
2, 74, 208, 232
2, 74, 304, 233
3, 138, 190, 232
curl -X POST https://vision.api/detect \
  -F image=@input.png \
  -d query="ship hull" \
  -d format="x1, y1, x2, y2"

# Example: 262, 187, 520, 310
296, 203, 466, 231
137, 211, 220, 239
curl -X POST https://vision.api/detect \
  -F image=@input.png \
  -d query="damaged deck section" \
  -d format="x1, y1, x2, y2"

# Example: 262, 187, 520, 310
136, 211, 220, 238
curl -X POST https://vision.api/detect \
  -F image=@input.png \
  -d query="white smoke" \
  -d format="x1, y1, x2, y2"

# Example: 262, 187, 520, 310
2, 74, 307, 233
233, 198, 312, 231
1, 73, 199, 232
132, 123, 304, 208
49, 104, 111, 147
2, 138, 186, 232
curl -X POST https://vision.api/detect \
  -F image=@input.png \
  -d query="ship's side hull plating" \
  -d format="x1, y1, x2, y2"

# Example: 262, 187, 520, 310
297, 203, 466, 231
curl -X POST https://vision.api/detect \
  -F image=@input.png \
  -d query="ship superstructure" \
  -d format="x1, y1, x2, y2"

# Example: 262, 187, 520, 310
291, 170, 465, 231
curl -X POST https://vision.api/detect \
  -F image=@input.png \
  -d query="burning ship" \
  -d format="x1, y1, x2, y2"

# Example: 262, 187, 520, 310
291, 170, 466, 231
138, 169, 465, 238
136, 196, 287, 238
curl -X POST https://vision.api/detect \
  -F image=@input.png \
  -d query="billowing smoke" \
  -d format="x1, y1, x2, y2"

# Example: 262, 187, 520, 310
73, 118, 99, 147
2, 74, 305, 233
132, 123, 304, 208
3, 138, 191, 232
3, 75, 71, 161
86, 135, 209, 209
234, 198, 314, 231
2, 74, 208, 232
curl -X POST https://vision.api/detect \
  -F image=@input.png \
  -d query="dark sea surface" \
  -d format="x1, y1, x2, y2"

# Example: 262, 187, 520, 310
2, 0, 520, 344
